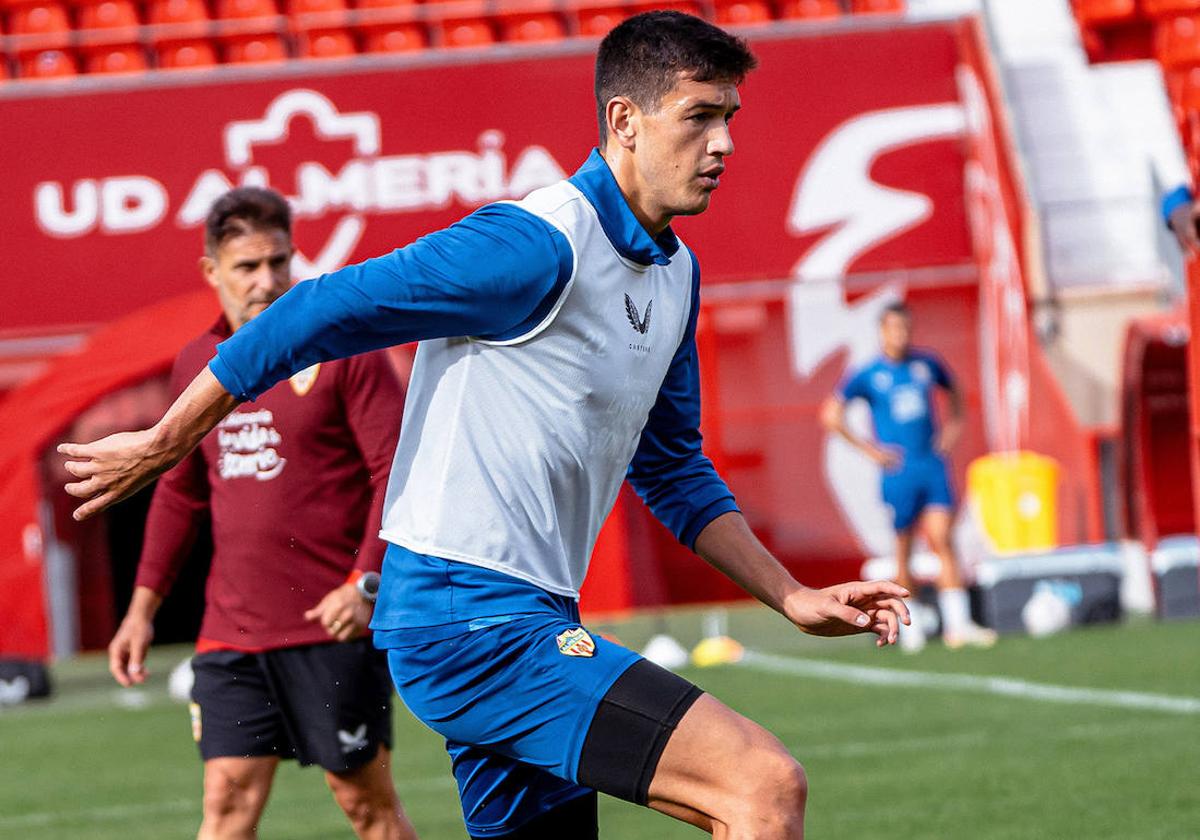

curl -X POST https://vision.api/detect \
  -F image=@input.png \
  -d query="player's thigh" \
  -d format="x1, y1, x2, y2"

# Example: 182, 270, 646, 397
260, 639, 394, 774
646, 693, 805, 826
446, 742, 596, 839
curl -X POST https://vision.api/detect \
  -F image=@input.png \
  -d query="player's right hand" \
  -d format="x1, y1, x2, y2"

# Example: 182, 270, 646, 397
60, 428, 170, 521
109, 616, 155, 687
867, 444, 902, 470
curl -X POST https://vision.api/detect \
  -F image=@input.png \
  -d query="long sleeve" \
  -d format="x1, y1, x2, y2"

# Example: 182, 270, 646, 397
626, 248, 738, 549
337, 352, 405, 574
135, 355, 212, 596
209, 203, 574, 401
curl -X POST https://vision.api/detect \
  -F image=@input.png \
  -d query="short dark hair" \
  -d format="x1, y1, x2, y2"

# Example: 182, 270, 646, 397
880, 301, 912, 323
594, 11, 757, 144
204, 187, 291, 255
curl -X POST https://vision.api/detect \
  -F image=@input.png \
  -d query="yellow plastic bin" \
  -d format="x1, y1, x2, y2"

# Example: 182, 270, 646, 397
967, 451, 1060, 553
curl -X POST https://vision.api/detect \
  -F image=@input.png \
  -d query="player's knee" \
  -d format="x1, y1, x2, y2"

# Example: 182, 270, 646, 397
328, 772, 393, 829
731, 746, 807, 832
202, 771, 266, 829
759, 752, 807, 816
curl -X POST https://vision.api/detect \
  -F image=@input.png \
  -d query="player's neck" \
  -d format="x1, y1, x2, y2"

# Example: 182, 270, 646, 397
600, 148, 673, 235
882, 348, 908, 362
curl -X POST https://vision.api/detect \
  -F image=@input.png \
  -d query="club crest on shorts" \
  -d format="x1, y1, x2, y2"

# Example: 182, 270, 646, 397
189, 702, 202, 742
555, 627, 596, 657
288, 363, 321, 396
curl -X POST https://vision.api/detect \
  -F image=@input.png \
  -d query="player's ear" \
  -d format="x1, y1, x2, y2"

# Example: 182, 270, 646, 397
606, 96, 639, 150
199, 254, 219, 290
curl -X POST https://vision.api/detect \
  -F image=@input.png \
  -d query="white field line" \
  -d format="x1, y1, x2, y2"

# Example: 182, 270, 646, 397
741, 650, 1200, 715
773, 716, 1180, 760
0, 777, 457, 830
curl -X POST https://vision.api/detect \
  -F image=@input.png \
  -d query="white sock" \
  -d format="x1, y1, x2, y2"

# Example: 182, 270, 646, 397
902, 597, 926, 638
938, 588, 972, 636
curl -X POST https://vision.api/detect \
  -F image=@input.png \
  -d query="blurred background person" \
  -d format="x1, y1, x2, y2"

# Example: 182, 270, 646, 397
822, 302, 995, 652
106, 187, 416, 840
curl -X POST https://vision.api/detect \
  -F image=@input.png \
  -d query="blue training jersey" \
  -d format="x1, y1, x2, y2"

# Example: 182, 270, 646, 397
839, 350, 953, 457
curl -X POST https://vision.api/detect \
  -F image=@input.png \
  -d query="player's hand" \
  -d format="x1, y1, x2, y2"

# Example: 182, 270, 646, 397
937, 421, 963, 455
109, 615, 155, 687
1168, 200, 1200, 257
866, 445, 902, 470
59, 428, 171, 521
304, 583, 372, 642
783, 581, 911, 647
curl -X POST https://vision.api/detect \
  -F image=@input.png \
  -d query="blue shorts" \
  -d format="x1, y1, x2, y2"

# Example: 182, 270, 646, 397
881, 453, 954, 531
379, 580, 639, 836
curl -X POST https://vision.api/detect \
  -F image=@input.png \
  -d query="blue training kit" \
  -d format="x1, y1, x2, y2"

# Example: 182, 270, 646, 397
840, 351, 956, 530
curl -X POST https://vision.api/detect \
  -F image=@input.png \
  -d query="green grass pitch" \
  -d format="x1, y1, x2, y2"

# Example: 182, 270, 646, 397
1, 606, 1196, 838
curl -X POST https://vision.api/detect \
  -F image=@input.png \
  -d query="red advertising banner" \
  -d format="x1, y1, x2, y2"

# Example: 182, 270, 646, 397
1, 24, 970, 339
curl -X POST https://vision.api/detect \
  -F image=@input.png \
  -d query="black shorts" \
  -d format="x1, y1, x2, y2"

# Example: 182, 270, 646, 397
190, 638, 393, 774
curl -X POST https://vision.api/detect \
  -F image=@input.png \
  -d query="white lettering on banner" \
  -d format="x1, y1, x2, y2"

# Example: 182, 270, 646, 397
34, 88, 567, 242
177, 168, 268, 227
783, 102, 966, 557
100, 177, 168, 233
36, 176, 168, 236
216, 408, 286, 481
35, 180, 99, 237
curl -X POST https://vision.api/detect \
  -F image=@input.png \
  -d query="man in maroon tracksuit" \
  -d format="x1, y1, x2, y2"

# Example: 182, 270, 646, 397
107, 187, 417, 840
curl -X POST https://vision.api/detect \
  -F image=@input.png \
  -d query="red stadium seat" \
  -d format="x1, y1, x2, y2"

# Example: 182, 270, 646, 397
627, 1, 702, 15
85, 43, 148, 72
499, 12, 565, 42
1155, 14, 1200, 68
1143, 0, 1200, 18
1073, 0, 1136, 26
355, 0, 417, 8
433, 12, 494, 48
156, 37, 218, 67
215, 0, 278, 19
361, 22, 425, 51
298, 26, 356, 56
776, 0, 840, 20
289, 0, 347, 12
571, 3, 627, 37
148, 0, 209, 24
77, 0, 140, 31
849, 0, 904, 13
19, 47, 77, 77
9, 2, 70, 45
1177, 65, 1200, 112
223, 32, 287, 60
715, 0, 772, 25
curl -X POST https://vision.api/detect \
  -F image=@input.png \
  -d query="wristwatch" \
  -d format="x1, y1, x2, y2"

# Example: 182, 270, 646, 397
355, 571, 381, 603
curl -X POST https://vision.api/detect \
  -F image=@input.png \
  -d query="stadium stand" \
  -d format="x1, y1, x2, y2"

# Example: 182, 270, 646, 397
1, 0, 907, 77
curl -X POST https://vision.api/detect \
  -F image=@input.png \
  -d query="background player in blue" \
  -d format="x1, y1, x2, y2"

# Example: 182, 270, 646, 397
822, 302, 996, 652
60, 12, 912, 839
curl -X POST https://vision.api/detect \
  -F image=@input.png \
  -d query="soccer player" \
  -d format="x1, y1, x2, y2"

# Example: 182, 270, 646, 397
64, 14, 910, 839
821, 301, 996, 652
105, 187, 417, 840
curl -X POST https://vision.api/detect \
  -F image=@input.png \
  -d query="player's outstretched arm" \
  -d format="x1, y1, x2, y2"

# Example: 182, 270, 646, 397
59, 366, 238, 521
819, 396, 900, 469
693, 511, 911, 647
